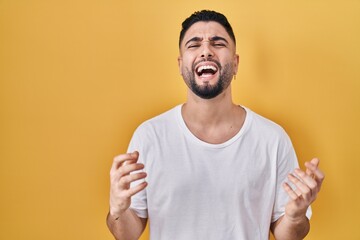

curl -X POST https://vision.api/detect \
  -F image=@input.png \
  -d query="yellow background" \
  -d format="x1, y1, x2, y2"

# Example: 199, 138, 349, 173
1, 0, 359, 239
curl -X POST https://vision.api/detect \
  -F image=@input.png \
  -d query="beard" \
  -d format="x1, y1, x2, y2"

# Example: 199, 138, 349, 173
183, 60, 234, 99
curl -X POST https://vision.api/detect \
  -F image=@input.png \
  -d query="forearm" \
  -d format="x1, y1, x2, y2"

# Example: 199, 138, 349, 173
271, 215, 310, 240
106, 209, 146, 240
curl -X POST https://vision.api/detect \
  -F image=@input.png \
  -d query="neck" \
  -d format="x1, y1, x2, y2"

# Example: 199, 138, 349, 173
182, 86, 237, 126
181, 86, 246, 144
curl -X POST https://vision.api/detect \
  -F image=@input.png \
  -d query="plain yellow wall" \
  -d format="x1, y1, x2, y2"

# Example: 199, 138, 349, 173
1, 0, 359, 239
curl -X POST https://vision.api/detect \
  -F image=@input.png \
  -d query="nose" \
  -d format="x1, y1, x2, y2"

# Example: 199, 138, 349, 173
200, 42, 214, 58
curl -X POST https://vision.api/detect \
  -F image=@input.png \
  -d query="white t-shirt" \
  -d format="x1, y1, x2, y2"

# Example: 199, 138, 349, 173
128, 105, 311, 240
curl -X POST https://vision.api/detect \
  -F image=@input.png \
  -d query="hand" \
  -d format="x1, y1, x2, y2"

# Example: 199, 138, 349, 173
283, 158, 325, 221
109, 151, 147, 218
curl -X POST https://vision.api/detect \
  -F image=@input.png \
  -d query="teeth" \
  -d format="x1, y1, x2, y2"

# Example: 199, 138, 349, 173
197, 65, 217, 73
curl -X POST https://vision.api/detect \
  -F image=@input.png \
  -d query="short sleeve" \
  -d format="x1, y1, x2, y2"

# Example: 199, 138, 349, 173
127, 128, 148, 218
272, 131, 312, 222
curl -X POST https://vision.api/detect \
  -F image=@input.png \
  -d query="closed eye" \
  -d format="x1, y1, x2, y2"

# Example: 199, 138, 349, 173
188, 44, 201, 49
212, 42, 227, 47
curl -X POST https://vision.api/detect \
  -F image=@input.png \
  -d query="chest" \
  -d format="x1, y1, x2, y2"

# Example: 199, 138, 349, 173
144, 144, 275, 205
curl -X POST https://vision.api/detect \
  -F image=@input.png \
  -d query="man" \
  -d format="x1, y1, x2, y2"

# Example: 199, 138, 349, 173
107, 10, 324, 240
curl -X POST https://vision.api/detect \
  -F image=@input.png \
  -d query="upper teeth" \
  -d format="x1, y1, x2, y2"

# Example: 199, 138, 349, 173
197, 65, 217, 73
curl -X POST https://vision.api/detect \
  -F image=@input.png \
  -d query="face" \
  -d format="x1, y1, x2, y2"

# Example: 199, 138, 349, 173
178, 21, 239, 99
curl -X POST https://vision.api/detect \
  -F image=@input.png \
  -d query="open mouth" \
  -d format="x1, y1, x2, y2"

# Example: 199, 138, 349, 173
195, 64, 218, 77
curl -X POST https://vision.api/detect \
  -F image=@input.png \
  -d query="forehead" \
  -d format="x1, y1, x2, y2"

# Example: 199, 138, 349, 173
182, 21, 232, 45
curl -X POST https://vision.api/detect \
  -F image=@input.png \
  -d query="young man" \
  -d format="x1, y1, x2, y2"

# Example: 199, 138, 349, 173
107, 10, 324, 240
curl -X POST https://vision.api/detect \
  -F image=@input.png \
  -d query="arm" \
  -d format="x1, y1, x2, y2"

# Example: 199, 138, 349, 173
107, 210, 147, 240
270, 213, 309, 240
271, 158, 325, 240
106, 151, 148, 240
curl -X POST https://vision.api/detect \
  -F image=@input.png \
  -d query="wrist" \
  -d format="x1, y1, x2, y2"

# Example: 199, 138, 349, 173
109, 207, 127, 220
284, 213, 308, 225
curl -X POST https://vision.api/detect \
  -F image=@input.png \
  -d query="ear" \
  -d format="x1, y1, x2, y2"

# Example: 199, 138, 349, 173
233, 54, 239, 75
178, 56, 183, 75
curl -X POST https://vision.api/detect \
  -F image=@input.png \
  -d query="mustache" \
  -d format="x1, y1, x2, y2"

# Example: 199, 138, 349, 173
192, 58, 222, 72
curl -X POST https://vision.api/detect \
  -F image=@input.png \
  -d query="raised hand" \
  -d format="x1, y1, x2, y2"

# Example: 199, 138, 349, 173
283, 158, 325, 220
109, 151, 147, 218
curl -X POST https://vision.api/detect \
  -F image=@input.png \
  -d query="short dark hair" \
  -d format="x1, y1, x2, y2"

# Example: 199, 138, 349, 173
179, 10, 236, 48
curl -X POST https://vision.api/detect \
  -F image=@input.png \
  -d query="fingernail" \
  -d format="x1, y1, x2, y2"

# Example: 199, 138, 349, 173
130, 151, 138, 157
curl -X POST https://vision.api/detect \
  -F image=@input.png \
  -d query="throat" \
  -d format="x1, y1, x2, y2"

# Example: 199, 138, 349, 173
191, 124, 240, 144
182, 105, 246, 144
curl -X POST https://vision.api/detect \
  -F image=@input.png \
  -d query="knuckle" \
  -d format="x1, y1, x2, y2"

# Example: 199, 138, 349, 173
110, 171, 118, 180
119, 176, 129, 185
127, 173, 141, 183
118, 167, 126, 176
292, 177, 299, 183
304, 188, 311, 195
121, 190, 131, 199
113, 155, 124, 163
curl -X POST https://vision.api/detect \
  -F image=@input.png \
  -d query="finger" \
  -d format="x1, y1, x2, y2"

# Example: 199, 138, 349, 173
295, 169, 317, 190
283, 182, 299, 200
125, 181, 148, 198
116, 163, 145, 181
111, 151, 139, 172
305, 167, 313, 177
310, 158, 320, 167
294, 187, 302, 197
304, 158, 319, 173
119, 172, 147, 188
121, 151, 140, 167
305, 160, 325, 187
116, 151, 139, 167
285, 178, 303, 196
305, 162, 325, 180
287, 174, 312, 201
305, 158, 319, 176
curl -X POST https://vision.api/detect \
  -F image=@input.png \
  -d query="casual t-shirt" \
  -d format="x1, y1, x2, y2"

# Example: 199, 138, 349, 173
128, 105, 311, 240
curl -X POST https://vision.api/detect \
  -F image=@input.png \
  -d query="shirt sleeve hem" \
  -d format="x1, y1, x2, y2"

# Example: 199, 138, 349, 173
271, 206, 312, 223
130, 207, 148, 219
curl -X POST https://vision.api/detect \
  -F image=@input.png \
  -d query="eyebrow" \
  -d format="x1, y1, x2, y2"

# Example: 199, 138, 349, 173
184, 37, 203, 47
209, 36, 229, 44
184, 36, 229, 47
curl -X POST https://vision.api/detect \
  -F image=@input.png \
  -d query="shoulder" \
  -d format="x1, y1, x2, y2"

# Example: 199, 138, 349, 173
133, 105, 181, 135
243, 107, 297, 163
244, 107, 290, 140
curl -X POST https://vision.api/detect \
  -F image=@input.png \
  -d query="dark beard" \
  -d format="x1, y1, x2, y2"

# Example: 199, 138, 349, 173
184, 62, 233, 99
